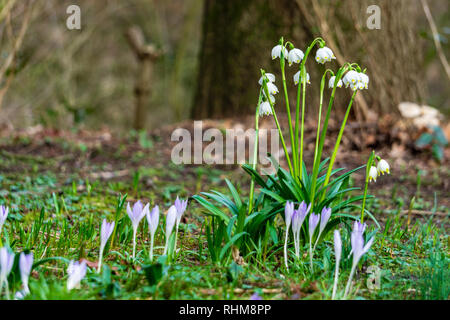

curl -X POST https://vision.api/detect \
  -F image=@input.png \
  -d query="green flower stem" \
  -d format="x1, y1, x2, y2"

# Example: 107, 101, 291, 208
149, 233, 155, 262
343, 261, 358, 299
309, 65, 350, 209
281, 59, 297, 178
97, 248, 104, 273
284, 228, 289, 270
248, 89, 263, 214
262, 76, 293, 175
309, 236, 314, 273
299, 66, 307, 178
322, 89, 358, 189
294, 37, 324, 180
360, 151, 375, 223
308, 70, 332, 208
332, 258, 340, 300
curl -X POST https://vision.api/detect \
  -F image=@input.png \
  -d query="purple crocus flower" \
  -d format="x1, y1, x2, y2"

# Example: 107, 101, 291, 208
0, 206, 8, 236
127, 201, 149, 258
163, 205, 178, 255
284, 201, 294, 229
249, 292, 263, 300
344, 222, 375, 298
291, 201, 311, 259
0, 247, 14, 298
353, 220, 367, 234
67, 260, 87, 291
350, 227, 374, 263
19, 252, 33, 294
348, 220, 367, 257
313, 207, 332, 251
146, 205, 160, 261
174, 197, 188, 225
308, 212, 320, 271
173, 198, 188, 258
127, 201, 148, 230
97, 219, 115, 273
283, 201, 294, 269
292, 201, 310, 235
308, 212, 320, 238
319, 207, 332, 234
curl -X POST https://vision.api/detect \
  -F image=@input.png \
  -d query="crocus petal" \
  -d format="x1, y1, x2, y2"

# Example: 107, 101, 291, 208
165, 205, 177, 238
284, 201, 294, 228
334, 230, 342, 263
147, 205, 160, 236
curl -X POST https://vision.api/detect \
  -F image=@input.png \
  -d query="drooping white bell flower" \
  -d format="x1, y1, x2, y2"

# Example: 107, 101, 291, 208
259, 101, 272, 117
265, 82, 279, 95
377, 159, 390, 175
328, 76, 343, 89
343, 70, 361, 91
271, 45, 288, 60
368, 166, 378, 182
293, 71, 310, 85
258, 73, 275, 85
315, 46, 335, 64
288, 48, 304, 66
358, 72, 369, 90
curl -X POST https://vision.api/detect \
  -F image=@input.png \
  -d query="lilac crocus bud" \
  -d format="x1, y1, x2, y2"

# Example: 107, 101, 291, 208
284, 201, 294, 230
0, 206, 8, 234
97, 219, 114, 273
146, 205, 160, 261
0, 247, 14, 284
353, 220, 367, 235
166, 205, 177, 237
163, 205, 178, 255
174, 197, 188, 226
249, 292, 263, 300
127, 201, 149, 258
344, 224, 375, 298
319, 207, 332, 234
333, 230, 342, 263
351, 232, 374, 263
291, 201, 310, 235
19, 252, 33, 294
67, 260, 87, 291
146, 205, 160, 237
312, 207, 332, 251
127, 201, 148, 230
100, 219, 115, 250
309, 213, 320, 238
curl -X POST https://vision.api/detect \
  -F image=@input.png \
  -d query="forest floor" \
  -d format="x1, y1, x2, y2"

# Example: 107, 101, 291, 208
0, 118, 448, 300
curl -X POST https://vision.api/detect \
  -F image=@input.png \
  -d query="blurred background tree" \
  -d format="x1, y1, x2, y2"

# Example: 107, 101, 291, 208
0, 0, 447, 131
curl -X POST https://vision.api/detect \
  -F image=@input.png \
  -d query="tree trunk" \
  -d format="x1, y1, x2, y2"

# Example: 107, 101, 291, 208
191, 0, 304, 119
192, 0, 425, 121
